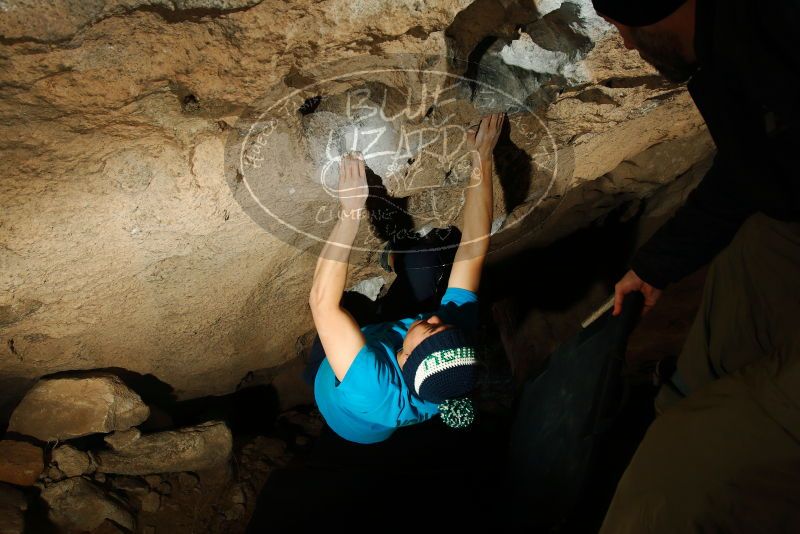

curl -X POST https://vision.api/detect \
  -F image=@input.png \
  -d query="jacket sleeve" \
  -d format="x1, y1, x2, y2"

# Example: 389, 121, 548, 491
631, 155, 757, 289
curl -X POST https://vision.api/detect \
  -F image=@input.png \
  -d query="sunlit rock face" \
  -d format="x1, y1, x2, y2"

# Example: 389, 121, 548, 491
0, 0, 711, 404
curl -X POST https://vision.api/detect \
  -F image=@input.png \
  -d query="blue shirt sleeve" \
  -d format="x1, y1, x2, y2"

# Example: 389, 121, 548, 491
436, 287, 479, 330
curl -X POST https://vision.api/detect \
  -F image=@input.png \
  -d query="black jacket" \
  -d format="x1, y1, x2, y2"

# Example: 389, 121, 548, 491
631, 0, 800, 288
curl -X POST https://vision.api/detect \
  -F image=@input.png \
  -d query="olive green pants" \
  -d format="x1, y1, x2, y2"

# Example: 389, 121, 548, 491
601, 213, 800, 533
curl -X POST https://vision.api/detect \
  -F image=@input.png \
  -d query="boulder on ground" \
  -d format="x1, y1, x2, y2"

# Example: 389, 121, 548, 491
8, 375, 149, 441
0, 441, 43, 487
95, 421, 232, 475
40, 478, 134, 532
51, 445, 94, 477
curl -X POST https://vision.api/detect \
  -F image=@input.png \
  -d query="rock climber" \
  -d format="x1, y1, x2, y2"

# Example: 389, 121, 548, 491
590, 0, 800, 531
305, 113, 505, 444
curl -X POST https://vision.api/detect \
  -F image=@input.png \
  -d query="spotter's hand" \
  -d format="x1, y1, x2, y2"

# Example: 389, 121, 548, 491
613, 269, 662, 316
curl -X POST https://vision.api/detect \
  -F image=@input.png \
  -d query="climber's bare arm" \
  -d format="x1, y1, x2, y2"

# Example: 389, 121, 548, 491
448, 113, 504, 293
309, 154, 368, 381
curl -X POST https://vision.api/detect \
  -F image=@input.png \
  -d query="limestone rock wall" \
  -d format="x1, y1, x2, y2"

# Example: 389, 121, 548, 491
0, 0, 712, 405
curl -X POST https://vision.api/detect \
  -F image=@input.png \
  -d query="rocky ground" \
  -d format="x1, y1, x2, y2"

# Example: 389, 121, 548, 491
0, 372, 326, 533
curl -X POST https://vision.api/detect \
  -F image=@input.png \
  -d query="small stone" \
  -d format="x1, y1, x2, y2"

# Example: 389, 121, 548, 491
295, 435, 309, 447
222, 503, 245, 521
139, 491, 161, 513
177, 472, 199, 492
143, 526, 156, 534
229, 484, 246, 505
110, 476, 149, 495
143, 474, 162, 488
104, 428, 141, 450
0, 441, 44, 486
8, 375, 149, 441
40, 478, 134, 532
47, 466, 65, 482
96, 421, 232, 475
157, 481, 172, 495
52, 444, 94, 477
94, 473, 107, 483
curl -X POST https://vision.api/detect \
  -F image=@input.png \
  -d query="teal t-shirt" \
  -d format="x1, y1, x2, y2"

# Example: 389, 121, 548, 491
314, 287, 479, 444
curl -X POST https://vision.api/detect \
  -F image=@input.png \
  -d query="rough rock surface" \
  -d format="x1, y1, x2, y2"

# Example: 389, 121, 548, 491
0, 0, 712, 404
8, 376, 149, 441
96, 421, 233, 475
40, 477, 135, 532
51, 445, 95, 478
0, 441, 43, 487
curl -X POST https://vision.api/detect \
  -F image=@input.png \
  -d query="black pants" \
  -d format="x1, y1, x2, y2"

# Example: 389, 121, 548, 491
303, 227, 461, 386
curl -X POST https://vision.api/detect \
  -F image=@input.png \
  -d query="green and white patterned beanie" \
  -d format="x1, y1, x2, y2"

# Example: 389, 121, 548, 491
401, 328, 478, 428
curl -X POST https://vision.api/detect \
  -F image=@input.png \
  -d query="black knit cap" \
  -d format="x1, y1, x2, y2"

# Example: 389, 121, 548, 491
401, 328, 479, 404
592, 0, 687, 27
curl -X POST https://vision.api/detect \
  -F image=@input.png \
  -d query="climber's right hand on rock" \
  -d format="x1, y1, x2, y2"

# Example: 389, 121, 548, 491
337, 152, 368, 213
613, 269, 662, 316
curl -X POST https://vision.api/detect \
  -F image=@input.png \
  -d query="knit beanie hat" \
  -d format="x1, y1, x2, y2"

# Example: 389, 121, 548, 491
402, 328, 479, 428
591, 0, 686, 27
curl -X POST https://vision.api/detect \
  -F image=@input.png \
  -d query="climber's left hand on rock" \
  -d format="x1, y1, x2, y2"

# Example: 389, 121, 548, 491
337, 152, 368, 214
467, 112, 505, 161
